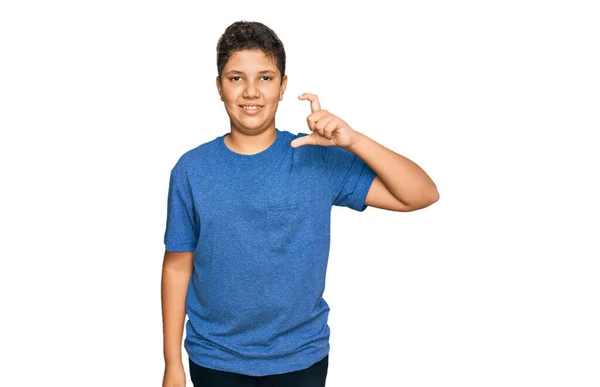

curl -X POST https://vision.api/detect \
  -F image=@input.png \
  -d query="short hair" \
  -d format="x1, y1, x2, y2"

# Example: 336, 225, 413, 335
216, 21, 286, 83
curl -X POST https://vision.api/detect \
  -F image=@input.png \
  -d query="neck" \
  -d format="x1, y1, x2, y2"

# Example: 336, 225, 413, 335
224, 126, 277, 155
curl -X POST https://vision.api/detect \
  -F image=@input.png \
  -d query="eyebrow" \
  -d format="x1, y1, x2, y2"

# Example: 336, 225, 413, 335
225, 70, 277, 75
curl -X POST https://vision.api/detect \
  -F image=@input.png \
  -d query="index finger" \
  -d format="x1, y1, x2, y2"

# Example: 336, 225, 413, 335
298, 93, 321, 113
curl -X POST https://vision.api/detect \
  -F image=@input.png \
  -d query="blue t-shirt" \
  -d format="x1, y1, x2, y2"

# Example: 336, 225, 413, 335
164, 128, 376, 376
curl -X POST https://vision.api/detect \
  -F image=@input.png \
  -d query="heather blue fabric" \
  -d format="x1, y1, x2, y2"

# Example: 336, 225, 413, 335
164, 128, 376, 376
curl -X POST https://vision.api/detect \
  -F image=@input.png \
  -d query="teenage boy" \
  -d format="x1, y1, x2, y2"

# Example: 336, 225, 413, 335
162, 20, 438, 387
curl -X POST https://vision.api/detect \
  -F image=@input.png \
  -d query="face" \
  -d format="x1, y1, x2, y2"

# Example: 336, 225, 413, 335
216, 49, 287, 135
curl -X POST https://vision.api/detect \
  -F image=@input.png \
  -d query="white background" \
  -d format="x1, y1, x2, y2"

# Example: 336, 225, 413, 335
1, 1, 599, 386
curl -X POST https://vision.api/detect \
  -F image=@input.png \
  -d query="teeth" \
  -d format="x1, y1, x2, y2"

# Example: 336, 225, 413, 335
242, 106, 261, 110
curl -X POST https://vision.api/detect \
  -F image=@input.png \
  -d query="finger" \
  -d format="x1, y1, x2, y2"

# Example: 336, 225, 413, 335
315, 114, 335, 135
290, 133, 315, 148
298, 93, 321, 113
307, 110, 329, 132
322, 116, 339, 138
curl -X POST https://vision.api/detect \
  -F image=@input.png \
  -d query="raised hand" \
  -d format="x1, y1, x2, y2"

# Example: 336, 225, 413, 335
290, 93, 358, 149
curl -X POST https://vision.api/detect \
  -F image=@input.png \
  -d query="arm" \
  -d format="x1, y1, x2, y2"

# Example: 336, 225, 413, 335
349, 131, 439, 212
161, 250, 194, 368
293, 93, 439, 212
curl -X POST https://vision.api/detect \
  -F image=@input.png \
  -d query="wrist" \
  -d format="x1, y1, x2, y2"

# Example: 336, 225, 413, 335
164, 352, 183, 367
345, 130, 365, 153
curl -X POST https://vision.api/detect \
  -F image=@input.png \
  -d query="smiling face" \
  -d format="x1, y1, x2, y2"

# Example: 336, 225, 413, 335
216, 49, 287, 135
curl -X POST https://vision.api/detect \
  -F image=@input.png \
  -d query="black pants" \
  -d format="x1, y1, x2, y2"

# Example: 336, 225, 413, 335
189, 355, 328, 387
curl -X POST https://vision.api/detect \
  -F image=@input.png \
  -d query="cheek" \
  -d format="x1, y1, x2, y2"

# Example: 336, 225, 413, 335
223, 85, 242, 97
265, 89, 281, 103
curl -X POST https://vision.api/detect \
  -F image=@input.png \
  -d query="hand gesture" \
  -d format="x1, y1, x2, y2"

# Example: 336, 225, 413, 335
290, 93, 358, 149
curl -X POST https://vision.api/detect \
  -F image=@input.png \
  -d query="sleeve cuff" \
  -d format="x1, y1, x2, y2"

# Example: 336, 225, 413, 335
351, 165, 377, 212
165, 243, 196, 252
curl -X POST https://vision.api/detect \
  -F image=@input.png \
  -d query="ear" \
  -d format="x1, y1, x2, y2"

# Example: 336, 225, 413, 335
279, 74, 288, 101
216, 76, 223, 97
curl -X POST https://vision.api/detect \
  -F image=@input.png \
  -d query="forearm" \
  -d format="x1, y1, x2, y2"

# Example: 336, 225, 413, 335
161, 255, 193, 366
348, 131, 439, 208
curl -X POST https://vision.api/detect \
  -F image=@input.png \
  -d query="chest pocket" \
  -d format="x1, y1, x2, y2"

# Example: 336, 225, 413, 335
265, 203, 311, 253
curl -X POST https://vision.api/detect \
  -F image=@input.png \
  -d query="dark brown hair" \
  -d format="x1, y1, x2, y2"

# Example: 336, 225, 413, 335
216, 21, 286, 83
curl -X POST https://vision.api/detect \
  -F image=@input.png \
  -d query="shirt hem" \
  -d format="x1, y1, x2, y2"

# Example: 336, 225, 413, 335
186, 346, 330, 377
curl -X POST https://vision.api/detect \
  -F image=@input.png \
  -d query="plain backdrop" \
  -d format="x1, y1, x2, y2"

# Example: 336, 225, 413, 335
1, 1, 599, 386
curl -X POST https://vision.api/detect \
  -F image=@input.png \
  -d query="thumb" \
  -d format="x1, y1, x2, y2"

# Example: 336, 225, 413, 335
290, 134, 315, 148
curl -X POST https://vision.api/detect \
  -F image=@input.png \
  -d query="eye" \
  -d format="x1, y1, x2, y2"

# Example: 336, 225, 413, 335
261, 76, 273, 81
230, 76, 241, 82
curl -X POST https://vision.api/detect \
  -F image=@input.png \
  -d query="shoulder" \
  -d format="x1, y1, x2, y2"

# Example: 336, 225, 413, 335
171, 137, 218, 174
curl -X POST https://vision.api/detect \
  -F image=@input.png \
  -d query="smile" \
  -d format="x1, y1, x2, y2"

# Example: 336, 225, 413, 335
240, 105, 264, 115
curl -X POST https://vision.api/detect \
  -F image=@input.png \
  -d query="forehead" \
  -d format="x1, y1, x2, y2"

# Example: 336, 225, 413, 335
224, 49, 278, 72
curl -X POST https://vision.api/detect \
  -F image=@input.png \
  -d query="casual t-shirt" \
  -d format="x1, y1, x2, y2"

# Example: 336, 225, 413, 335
164, 128, 377, 376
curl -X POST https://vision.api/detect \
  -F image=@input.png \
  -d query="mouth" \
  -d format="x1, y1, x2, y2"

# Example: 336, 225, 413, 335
239, 105, 264, 115
240, 105, 263, 110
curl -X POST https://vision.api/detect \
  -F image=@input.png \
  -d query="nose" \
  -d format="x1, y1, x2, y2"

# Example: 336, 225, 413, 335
243, 79, 260, 98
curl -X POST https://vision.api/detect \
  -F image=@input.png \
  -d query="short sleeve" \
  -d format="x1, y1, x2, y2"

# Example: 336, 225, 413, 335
324, 145, 377, 211
164, 164, 199, 251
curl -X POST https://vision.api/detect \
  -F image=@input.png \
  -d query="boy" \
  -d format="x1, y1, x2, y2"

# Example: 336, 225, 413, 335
162, 21, 438, 387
